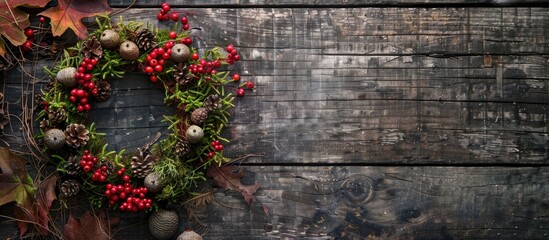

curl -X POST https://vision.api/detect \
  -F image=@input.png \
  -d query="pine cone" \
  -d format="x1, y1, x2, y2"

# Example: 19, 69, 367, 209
39, 119, 51, 131
60, 180, 80, 197
65, 155, 81, 176
95, 80, 112, 102
81, 36, 103, 60
174, 139, 190, 157
174, 63, 193, 88
0, 109, 8, 133
136, 29, 157, 51
203, 94, 221, 112
65, 124, 89, 148
191, 108, 208, 125
131, 133, 161, 178
47, 107, 67, 124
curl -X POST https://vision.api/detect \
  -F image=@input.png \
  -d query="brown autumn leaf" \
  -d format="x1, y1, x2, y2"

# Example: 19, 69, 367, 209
13, 174, 58, 236
0, 0, 51, 56
0, 147, 36, 235
38, 0, 112, 39
207, 165, 261, 206
63, 209, 120, 240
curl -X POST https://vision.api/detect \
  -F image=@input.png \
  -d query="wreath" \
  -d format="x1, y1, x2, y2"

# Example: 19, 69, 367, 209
35, 4, 254, 238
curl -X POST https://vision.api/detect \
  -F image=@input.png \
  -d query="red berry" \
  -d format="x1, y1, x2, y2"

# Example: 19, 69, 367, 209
150, 75, 158, 83
233, 54, 241, 61
181, 16, 188, 24
21, 40, 33, 52
77, 67, 85, 73
183, 24, 189, 30
149, 51, 158, 59
87, 82, 95, 89
183, 37, 192, 45
80, 98, 88, 104
92, 88, 99, 96
168, 31, 177, 39
208, 152, 215, 158
99, 175, 106, 182
230, 49, 238, 55
76, 89, 85, 98
225, 44, 234, 53
157, 12, 164, 21
154, 65, 163, 72
86, 63, 94, 71
162, 52, 171, 60
39, 17, 46, 23
90, 58, 98, 65
161, 4, 170, 12
159, 59, 166, 66
170, 13, 179, 21
232, 73, 240, 81
84, 73, 92, 82
165, 41, 175, 49
119, 192, 126, 199
84, 150, 89, 154
236, 88, 245, 97
163, 14, 170, 21
146, 55, 152, 62
191, 53, 199, 60
83, 165, 91, 172
156, 48, 165, 55
226, 59, 235, 65
123, 175, 130, 182
24, 28, 34, 38
145, 66, 154, 74
246, 81, 255, 89
69, 96, 77, 102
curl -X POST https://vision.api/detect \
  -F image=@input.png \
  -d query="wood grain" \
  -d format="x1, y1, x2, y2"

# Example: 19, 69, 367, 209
108, 0, 549, 7
104, 166, 549, 239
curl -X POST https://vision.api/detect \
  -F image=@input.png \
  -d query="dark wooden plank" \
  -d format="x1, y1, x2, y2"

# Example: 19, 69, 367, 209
107, 0, 549, 7
3, 8, 549, 163
195, 166, 549, 239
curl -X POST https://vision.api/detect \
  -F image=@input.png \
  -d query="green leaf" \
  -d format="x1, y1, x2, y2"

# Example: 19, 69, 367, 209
0, 147, 35, 211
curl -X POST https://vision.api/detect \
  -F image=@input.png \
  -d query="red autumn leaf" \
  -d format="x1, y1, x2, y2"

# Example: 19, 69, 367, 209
13, 174, 58, 236
38, 0, 112, 39
207, 165, 261, 206
63, 209, 119, 240
0, 0, 50, 58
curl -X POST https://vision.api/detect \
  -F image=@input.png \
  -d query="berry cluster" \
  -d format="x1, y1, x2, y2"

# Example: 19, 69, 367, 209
21, 28, 34, 52
79, 150, 97, 172
211, 140, 224, 152
144, 44, 174, 82
70, 57, 101, 112
188, 59, 222, 78
92, 165, 109, 182
102, 168, 152, 212
157, 2, 190, 31
224, 44, 241, 65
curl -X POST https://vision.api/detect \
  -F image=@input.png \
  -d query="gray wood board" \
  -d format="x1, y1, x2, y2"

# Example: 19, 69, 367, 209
96, 166, 549, 239
108, 0, 549, 7
2, 7, 549, 164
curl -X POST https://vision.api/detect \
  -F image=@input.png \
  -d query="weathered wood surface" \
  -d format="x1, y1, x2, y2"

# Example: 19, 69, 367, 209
1, 4, 549, 240
109, 0, 549, 7
107, 166, 549, 239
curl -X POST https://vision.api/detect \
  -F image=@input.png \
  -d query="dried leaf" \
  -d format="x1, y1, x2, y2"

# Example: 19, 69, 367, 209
38, 0, 112, 39
0, 0, 51, 56
207, 165, 261, 206
0, 147, 36, 234
13, 174, 57, 236
63, 210, 119, 240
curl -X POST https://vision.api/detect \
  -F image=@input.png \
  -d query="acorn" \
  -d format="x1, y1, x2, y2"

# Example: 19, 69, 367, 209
149, 209, 179, 240
171, 44, 190, 63
119, 41, 140, 61
56, 67, 78, 88
44, 128, 66, 150
144, 172, 164, 193
186, 125, 204, 144
177, 230, 203, 240
99, 29, 120, 49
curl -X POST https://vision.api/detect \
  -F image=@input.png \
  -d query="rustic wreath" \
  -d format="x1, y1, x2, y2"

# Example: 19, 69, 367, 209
35, 6, 253, 238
